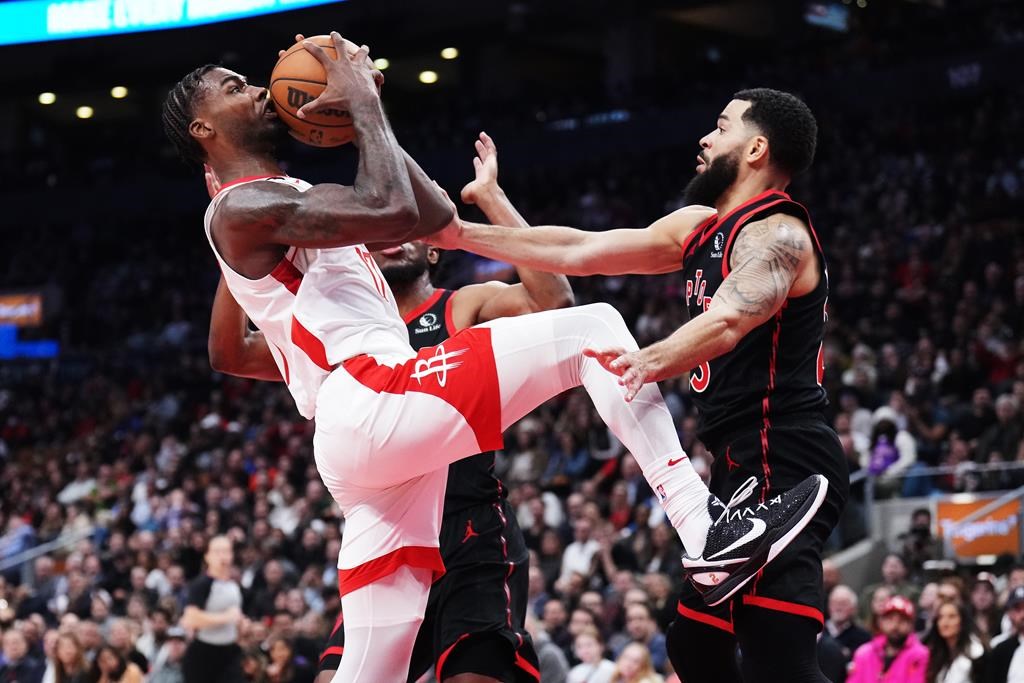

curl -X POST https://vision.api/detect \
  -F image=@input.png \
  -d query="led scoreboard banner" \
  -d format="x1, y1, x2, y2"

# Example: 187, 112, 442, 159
0, 0, 343, 46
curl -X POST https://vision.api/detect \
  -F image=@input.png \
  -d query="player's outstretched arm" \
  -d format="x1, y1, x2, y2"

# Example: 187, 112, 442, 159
430, 204, 711, 277
456, 132, 574, 322
586, 213, 814, 401
208, 277, 283, 381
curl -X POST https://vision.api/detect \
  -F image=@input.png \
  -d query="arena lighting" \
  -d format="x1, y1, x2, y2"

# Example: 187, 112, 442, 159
440, 47, 458, 59
0, 0, 344, 46
110, 85, 127, 98
38, 92, 56, 104
373, 57, 390, 70
856, 0, 867, 6
418, 70, 439, 84
75, 105, 93, 119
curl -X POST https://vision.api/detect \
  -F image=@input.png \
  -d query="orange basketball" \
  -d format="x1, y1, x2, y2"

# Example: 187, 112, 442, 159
270, 35, 355, 148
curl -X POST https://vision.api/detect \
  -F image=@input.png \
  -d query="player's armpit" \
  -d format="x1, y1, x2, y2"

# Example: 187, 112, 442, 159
712, 213, 814, 332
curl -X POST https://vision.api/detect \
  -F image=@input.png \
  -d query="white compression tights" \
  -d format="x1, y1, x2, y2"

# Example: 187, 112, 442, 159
330, 565, 432, 683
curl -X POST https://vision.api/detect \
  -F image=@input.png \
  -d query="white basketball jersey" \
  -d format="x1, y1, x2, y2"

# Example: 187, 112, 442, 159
203, 176, 413, 419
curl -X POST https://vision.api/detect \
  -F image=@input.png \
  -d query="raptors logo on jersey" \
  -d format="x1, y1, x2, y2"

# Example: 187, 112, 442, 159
679, 190, 829, 446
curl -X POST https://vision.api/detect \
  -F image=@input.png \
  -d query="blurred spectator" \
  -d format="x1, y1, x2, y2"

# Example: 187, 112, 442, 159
568, 627, 615, 683
239, 647, 268, 683
970, 574, 1001, 645
826, 585, 872, 664
897, 509, 943, 577
989, 586, 1024, 682
923, 599, 988, 683
867, 408, 918, 488
543, 599, 573, 655
135, 607, 172, 672
104, 621, 145, 674
861, 555, 920, 622
146, 628, 186, 683
48, 632, 87, 683
85, 645, 143, 683
0, 628, 45, 683
848, 596, 928, 683
264, 636, 312, 683
610, 642, 663, 683
918, 582, 940, 635
559, 519, 600, 588
610, 603, 667, 674
976, 395, 1023, 463
525, 613, 569, 683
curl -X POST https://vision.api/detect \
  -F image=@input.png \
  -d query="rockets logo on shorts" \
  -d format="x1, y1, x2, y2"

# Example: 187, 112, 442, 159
410, 344, 467, 387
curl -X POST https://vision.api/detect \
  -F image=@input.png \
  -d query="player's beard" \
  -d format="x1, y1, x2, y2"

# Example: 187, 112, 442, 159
683, 149, 740, 206
379, 257, 429, 291
233, 117, 288, 159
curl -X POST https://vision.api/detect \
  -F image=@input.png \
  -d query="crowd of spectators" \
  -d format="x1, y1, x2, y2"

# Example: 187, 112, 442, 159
2, 2, 1024, 682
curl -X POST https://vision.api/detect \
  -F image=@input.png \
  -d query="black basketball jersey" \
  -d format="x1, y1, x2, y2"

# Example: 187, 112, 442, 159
680, 190, 829, 448
403, 289, 506, 515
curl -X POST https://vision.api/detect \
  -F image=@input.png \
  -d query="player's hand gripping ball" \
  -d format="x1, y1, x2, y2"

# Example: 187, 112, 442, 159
269, 34, 382, 148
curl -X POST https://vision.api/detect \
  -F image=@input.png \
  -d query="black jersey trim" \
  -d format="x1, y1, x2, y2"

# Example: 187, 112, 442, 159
402, 288, 447, 325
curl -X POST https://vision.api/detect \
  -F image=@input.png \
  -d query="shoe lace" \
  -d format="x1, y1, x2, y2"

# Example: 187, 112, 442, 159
714, 476, 759, 526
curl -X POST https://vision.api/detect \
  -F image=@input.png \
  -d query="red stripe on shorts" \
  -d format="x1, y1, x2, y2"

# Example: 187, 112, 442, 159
337, 546, 445, 597
342, 327, 504, 452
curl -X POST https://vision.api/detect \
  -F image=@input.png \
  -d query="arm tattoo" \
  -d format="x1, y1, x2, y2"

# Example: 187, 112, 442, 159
716, 215, 809, 318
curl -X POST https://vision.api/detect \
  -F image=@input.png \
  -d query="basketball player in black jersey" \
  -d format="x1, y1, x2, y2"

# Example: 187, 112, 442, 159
206, 134, 573, 682
432, 88, 848, 683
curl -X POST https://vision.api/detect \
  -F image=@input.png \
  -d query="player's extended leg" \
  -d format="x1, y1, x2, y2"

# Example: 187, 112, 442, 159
480, 302, 716, 556
320, 302, 827, 604
330, 565, 433, 683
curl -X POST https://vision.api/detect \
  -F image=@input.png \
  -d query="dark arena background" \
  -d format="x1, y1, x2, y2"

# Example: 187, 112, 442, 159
0, 1, 1023, 681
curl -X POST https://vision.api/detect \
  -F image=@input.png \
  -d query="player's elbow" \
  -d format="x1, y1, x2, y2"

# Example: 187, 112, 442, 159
361, 190, 420, 234
208, 342, 238, 375
552, 289, 575, 309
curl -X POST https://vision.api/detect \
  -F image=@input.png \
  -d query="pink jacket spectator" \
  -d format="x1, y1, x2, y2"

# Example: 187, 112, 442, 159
847, 633, 929, 683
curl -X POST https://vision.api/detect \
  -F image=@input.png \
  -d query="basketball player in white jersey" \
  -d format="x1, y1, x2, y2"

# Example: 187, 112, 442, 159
162, 32, 827, 682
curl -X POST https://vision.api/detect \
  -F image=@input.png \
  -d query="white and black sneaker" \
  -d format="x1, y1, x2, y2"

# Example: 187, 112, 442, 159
681, 474, 828, 607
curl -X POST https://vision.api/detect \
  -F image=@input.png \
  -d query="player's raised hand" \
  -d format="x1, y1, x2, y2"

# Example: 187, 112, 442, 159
461, 132, 500, 205
281, 33, 384, 89
297, 32, 379, 119
582, 347, 651, 402
203, 164, 221, 199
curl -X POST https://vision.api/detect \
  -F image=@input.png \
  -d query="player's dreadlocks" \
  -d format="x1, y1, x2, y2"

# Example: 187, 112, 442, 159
162, 64, 219, 166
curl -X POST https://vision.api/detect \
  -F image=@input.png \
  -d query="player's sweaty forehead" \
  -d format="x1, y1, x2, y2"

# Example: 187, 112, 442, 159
203, 68, 250, 96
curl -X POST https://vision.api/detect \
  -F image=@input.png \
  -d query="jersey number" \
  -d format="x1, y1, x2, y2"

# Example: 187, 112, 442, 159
356, 247, 388, 300
690, 361, 711, 393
